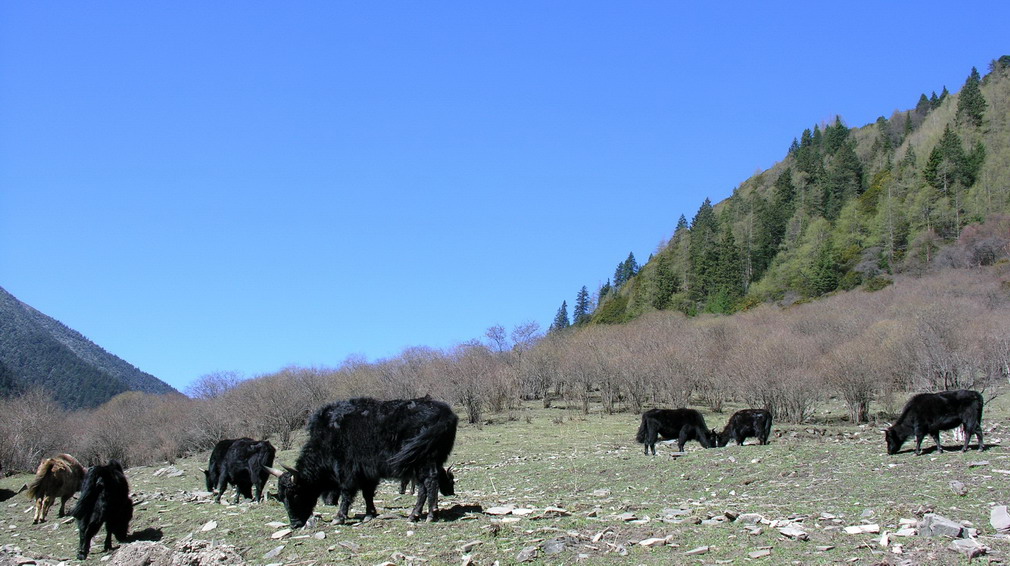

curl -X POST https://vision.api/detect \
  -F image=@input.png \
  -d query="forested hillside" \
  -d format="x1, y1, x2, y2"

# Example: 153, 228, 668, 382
0, 285, 178, 408
557, 56, 1010, 324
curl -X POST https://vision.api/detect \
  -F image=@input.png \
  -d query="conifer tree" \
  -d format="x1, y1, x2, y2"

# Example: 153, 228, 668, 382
598, 280, 612, 306
652, 252, 680, 310
956, 67, 986, 127
573, 286, 591, 325
550, 301, 570, 332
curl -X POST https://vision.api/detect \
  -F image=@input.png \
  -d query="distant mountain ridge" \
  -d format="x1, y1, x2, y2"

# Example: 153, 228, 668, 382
0, 285, 178, 408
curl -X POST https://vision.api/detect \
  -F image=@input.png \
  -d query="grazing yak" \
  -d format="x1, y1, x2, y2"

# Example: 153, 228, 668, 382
26, 453, 86, 524
269, 396, 458, 527
70, 460, 133, 560
203, 438, 276, 503
636, 408, 716, 455
716, 409, 773, 447
885, 389, 984, 456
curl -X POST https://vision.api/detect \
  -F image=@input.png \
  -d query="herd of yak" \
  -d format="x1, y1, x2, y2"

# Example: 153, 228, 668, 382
20, 389, 985, 560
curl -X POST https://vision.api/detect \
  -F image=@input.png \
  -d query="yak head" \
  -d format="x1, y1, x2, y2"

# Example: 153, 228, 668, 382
438, 465, 455, 496
884, 426, 903, 455
265, 465, 317, 528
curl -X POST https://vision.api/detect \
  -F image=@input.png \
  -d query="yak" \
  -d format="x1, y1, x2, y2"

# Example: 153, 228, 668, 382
716, 409, 773, 447
268, 396, 457, 527
636, 408, 716, 455
70, 460, 133, 560
203, 438, 276, 503
25, 453, 86, 524
885, 389, 984, 456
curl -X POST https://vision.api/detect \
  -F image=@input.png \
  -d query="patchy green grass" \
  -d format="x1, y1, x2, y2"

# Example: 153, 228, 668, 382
3, 397, 1010, 565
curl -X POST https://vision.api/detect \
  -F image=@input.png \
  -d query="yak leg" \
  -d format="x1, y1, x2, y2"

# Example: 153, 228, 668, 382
40, 495, 55, 522
33, 499, 43, 524
77, 518, 102, 560
931, 431, 944, 453
913, 432, 926, 455
974, 427, 984, 451
336, 487, 356, 524
360, 481, 379, 521
58, 494, 72, 517
104, 525, 114, 551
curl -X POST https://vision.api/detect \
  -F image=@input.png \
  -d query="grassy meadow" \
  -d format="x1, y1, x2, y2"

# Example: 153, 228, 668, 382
3, 396, 1010, 565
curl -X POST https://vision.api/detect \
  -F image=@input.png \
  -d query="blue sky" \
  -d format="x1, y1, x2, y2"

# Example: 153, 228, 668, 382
2, 3, 1008, 392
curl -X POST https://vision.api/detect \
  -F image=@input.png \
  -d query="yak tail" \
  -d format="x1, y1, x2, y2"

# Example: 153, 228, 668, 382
388, 416, 458, 476
635, 416, 647, 444
70, 468, 102, 520
26, 460, 55, 500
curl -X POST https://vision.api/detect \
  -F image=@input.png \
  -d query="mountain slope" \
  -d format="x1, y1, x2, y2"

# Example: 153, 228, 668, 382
586, 56, 1010, 323
0, 285, 178, 408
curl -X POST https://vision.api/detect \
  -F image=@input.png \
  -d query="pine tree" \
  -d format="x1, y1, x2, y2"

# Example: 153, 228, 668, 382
956, 67, 986, 127
573, 286, 591, 325
708, 227, 744, 313
614, 252, 638, 288
652, 252, 680, 310
550, 301, 570, 332
688, 198, 720, 302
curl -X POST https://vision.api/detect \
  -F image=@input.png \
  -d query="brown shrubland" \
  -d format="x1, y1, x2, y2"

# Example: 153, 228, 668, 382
2, 264, 1009, 472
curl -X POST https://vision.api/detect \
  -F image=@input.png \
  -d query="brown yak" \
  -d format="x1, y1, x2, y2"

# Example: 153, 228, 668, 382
26, 453, 86, 523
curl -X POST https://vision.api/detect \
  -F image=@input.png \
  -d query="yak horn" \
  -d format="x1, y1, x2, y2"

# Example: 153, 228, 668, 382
264, 466, 286, 478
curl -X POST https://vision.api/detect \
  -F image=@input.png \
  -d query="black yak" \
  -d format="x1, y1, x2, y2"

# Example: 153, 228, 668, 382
203, 438, 276, 503
269, 396, 457, 526
70, 460, 133, 560
716, 409, 773, 447
25, 453, 86, 524
636, 408, 715, 455
885, 389, 984, 455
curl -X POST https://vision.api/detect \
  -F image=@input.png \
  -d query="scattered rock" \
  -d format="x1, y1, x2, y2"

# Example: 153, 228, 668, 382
540, 506, 570, 517
778, 526, 809, 540
969, 460, 989, 467
615, 512, 638, 522
919, 513, 963, 538
843, 524, 880, 534
638, 537, 668, 547
684, 546, 709, 556
949, 480, 968, 496
270, 528, 291, 539
894, 528, 917, 537
815, 545, 834, 552
735, 513, 764, 525
516, 545, 538, 562
748, 549, 771, 559
312, 531, 326, 540
460, 540, 482, 553
991, 505, 1010, 532
591, 489, 610, 497
263, 545, 284, 559
948, 538, 988, 558
486, 505, 515, 516
200, 520, 217, 532
543, 538, 570, 555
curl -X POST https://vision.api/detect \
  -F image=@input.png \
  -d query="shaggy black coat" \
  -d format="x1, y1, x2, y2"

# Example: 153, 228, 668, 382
204, 438, 275, 503
636, 408, 715, 455
275, 396, 458, 527
885, 390, 984, 455
70, 460, 133, 560
717, 409, 773, 447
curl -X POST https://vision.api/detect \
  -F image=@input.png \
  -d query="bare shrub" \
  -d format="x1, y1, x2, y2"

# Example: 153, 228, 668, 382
0, 390, 75, 473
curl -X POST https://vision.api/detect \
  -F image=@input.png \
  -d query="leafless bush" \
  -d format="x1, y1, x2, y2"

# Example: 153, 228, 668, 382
0, 390, 75, 473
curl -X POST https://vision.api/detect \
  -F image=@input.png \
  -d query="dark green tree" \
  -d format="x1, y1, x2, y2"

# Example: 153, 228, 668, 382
822, 141, 863, 219
652, 252, 680, 310
614, 252, 639, 288
924, 125, 969, 192
573, 286, 591, 325
956, 67, 986, 127
708, 227, 744, 313
549, 301, 570, 332
688, 198, 720, 302
810, 242, 840, 296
